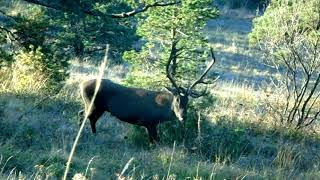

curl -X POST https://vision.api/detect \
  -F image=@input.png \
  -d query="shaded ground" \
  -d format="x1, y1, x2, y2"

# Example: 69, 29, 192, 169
1, 92, 320, 179
206, 9, 277, 86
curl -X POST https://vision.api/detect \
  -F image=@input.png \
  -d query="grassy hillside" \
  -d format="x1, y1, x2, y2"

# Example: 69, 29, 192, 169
1, 9, 320, 180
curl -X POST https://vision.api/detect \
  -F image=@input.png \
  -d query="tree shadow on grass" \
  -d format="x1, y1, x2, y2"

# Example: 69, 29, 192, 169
1, 92, 320, 179
187, 115, 320, 172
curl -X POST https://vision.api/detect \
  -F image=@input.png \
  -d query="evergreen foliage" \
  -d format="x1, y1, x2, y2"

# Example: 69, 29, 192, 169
123, 0, 218, 89
0, 0, 139, 91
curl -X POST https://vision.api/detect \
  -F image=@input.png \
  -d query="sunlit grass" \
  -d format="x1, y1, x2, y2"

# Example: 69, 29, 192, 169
1, 8, 320, 180
1, 61, 320, 179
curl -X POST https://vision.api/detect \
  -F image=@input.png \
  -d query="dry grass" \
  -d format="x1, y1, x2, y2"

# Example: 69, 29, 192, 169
0, 8, 320, 180
1, 59, 320, 179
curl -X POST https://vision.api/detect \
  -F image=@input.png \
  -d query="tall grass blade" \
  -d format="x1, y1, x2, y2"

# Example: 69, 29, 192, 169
63, 45, 110, 180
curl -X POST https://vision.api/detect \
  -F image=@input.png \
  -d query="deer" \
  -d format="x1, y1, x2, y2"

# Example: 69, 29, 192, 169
78, 42, 216, 142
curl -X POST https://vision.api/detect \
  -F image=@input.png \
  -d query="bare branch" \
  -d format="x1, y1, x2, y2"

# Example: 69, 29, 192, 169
304, 89, 320, 123
310, 35, 320, 71
303, 111, 320, 128
290, 44, 309, 75
0, 26, 19, 42
0, 9, 17, 22
21, 0, 180, 18
283, 70, 291, 123
298, 72, 320, 127
108, 1, 181, 18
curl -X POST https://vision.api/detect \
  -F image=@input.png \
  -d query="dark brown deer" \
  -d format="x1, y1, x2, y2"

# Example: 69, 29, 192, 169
78, 42, 216, 142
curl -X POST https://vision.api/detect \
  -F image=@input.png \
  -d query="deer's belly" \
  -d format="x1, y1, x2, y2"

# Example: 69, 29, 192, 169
111, 111, 161, 126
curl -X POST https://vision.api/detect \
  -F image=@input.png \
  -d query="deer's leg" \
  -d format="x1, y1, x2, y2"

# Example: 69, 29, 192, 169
78, 110, 85, 127
146, 125, 159, 143
88, 110, 104, 134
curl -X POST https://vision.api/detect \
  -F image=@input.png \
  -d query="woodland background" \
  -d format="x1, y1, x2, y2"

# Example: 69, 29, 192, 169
0, 0, 319, 179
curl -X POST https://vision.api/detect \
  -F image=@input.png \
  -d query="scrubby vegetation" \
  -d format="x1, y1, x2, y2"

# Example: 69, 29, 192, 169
0, 0, 319, 179
250, 0, 320, 129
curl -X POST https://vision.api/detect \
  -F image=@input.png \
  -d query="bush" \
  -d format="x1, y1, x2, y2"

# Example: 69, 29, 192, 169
12, 47, 49, 93
249, 0, 320, 129
9, 46, 68, 94
0, 49, 13, 68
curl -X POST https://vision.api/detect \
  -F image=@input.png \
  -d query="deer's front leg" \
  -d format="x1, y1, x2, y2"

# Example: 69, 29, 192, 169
146, 125, 159, 143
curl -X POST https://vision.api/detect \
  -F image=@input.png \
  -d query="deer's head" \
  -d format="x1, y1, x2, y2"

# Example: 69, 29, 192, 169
166, 41, 217, 123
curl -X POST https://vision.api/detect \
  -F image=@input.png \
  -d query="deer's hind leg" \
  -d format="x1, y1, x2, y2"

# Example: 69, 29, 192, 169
88, 109, 104, 134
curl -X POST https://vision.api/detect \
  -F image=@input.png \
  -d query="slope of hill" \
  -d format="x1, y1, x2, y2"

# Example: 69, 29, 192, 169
1, 9, 320, 180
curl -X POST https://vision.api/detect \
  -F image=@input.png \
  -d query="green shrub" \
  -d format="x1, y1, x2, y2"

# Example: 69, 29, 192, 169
12, 47, 49, 93
249, 0, 320, 129
10, 46, 68, 94
0, 49, 13, 68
